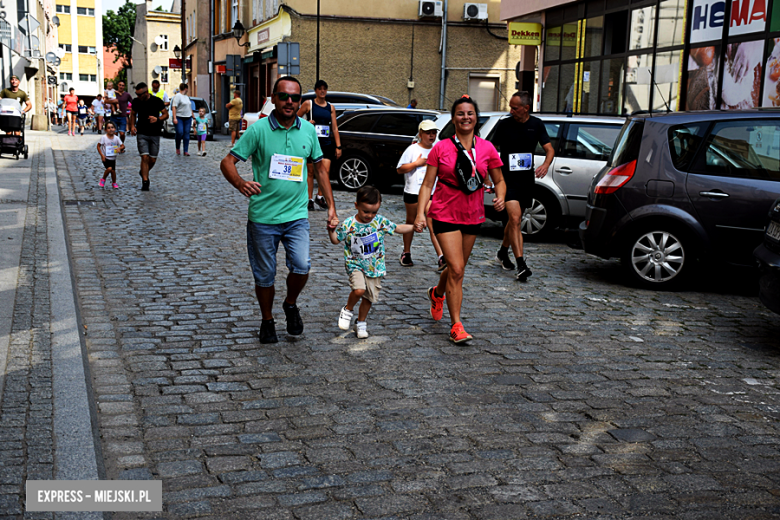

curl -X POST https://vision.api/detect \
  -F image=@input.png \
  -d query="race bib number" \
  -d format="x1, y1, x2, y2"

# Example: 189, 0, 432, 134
197, 123, 207, 133
106, 145, 120, 157
315, 125, 330, 138
509, 153, 533, 171
269, 154, 304, 182
350, 233, 380, 258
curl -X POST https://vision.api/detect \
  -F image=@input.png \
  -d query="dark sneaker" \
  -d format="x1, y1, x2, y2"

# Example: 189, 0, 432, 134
437, 256, 447, 272
259, 319, 278, 344
283, 302, 304, 335
141, 180, 150, 191
307, 199, 315, 211
314, 195, 328, 209
400, 252, 413, 267
516, 259, 532, 281
495, 249, 515, 271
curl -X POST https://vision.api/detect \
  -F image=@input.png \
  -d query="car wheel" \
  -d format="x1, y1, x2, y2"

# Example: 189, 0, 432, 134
337, 155, 371, 191
521, 191, 560, 240
622, 226, 691, 289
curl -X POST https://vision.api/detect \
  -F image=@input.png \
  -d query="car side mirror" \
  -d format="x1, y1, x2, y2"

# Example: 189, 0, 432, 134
212, 110, 217, 115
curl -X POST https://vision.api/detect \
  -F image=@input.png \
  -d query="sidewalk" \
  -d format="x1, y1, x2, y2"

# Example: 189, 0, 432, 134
0, 131, 103, 519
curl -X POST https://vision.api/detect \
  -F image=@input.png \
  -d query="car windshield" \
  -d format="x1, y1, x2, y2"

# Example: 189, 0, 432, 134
191, 99, 209, 113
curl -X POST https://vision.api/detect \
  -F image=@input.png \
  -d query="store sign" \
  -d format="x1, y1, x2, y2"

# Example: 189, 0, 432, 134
691, 0, 725, 43
509, 23, 542, 45
729, 0, 766, 36
545, 24, 578, 47
257, 29, 269, 45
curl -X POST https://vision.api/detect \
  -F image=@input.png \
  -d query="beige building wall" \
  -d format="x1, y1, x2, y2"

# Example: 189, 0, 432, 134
131, 0, 181, 97
288, 14, 521, 111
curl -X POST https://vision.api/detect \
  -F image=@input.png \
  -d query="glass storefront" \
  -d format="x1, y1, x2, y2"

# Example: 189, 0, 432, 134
540, 0, 780, 114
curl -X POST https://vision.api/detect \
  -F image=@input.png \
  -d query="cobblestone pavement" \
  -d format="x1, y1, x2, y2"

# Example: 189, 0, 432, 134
44, 130, 780, 518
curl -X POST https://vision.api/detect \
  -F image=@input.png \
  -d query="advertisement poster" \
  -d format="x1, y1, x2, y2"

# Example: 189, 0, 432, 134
690, 0, 726, 43
764, 38, 780, 106
687, 46, 720, 109
728, 0, 766, 36
720, 40, 763, 109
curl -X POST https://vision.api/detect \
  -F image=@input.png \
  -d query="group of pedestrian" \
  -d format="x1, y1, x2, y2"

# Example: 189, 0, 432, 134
219, 75, 550, 345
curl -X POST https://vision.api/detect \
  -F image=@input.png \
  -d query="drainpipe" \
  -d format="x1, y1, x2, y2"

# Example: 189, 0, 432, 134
209, 0, 214, 106
438, 0, 448, 110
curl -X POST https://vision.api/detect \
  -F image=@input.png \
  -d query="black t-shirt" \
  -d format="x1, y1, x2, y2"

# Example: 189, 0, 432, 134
490, 115, 551, 179
131, 95, 166, 136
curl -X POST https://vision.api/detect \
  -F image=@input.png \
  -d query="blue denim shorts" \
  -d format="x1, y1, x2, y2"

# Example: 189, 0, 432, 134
111, 115, 127, 133
247, 219, 311, 287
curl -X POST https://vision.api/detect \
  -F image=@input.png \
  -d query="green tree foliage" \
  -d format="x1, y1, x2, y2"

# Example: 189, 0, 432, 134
103, 0, 137, 63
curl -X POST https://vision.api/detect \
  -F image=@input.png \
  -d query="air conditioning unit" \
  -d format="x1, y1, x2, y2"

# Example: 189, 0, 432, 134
463, 3, 488, 20
419, 0, 443, 18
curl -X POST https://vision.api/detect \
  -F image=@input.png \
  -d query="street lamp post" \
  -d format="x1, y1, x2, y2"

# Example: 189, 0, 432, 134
173, 45, 185, 83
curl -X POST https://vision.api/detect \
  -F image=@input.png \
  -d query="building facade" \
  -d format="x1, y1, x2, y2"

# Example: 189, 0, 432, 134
181, 0, 210, 100
205, 0, 522, 127
55, 0, 103, 98
129, 0, 181, 97
502, 0, 780, 115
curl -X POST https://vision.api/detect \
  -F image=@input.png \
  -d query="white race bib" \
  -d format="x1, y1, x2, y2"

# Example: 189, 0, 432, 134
315, 125, 330, 138
269, 154, 304, 182
105, 142, 120, 157
350, 232, 380, 258
509, 153, 533, 171
197, 123, 207, 133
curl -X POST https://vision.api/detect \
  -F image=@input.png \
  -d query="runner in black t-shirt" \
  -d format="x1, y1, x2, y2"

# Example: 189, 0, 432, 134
128, 82, 168, 191
489, 91, 555, 281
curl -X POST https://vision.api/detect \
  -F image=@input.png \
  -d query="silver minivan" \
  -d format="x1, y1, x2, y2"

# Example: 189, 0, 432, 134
435, 112, 625, 238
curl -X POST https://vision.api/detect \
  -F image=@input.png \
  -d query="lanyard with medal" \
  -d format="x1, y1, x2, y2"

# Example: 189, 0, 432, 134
451, 137, 482, 192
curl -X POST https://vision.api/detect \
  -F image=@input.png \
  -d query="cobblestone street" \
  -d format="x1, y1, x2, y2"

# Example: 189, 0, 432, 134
3, 131, 780, 519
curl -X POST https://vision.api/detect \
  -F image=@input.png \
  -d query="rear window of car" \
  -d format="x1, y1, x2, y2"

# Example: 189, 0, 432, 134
339, 114, 380, 132
668, 123, 707, 171
608, 119, 644, 167
691, 120, 780, 180
373, 113, 420, 136
561, 124, 620, 161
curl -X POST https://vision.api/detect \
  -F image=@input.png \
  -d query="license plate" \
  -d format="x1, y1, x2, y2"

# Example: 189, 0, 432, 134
768, 220, 780, 241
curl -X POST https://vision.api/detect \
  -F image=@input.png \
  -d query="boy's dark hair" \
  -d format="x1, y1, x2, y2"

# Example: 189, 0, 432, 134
356, 186, 381, 205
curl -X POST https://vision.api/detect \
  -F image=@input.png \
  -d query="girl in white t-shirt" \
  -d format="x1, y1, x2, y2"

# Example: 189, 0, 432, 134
395, 120, 444, 270
97, 121, 125, 188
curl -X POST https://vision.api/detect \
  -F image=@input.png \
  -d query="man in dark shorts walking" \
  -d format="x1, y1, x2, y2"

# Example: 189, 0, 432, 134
128, 82, 168, 191
490, 91, 555, 281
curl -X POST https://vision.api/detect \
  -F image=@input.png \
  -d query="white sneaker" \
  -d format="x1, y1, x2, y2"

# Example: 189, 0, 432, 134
355, 321, 368, 339
338, 306, 353, 330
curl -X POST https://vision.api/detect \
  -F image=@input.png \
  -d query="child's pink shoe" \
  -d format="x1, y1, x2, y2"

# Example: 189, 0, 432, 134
112, 183, 119, 189
99, 179, 105, 187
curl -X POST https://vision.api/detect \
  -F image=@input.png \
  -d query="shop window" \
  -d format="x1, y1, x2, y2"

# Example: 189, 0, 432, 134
720, 40, 763, 109
653, 50, 682, 111
559, 63, 577, 113
629, 6, 656, 51
686, 45, 720, 110
657, 0, 686, 47
764, 37, 780, 107
601, 58, 624, 114
546, 26, 561, 61
562, 124, 620, 161
581, 60, 601, 114
693, 121, 780, 180
624, 53, 652, 114
542, 65, 559, 112
560, 23, 579, 61
603, 11, 628, 55
583, 16, 604, 58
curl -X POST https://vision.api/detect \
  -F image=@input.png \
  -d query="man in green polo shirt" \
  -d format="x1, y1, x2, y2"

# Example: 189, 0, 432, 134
220, 76, 338, 344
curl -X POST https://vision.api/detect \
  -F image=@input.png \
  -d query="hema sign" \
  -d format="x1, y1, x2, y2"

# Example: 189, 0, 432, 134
691, 0, 766, 43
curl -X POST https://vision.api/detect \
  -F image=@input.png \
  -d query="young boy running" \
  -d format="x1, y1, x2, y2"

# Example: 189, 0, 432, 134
329, 186, 414, 338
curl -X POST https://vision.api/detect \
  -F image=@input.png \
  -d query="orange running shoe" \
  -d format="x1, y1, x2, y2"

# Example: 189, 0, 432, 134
449, 322, 472, 344
427, 286, 445, 321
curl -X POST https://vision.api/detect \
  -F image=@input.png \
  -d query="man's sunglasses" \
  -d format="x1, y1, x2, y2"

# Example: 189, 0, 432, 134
275, 93, 302, 102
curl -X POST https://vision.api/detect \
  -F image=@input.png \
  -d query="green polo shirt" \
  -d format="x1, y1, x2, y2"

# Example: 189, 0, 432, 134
231, 112, 323, 225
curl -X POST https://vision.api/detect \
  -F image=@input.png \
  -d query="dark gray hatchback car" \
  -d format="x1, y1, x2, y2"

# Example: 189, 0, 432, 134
580, 110, 780, 289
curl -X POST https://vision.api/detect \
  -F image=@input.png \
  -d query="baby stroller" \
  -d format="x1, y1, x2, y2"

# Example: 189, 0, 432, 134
0, 98, 28, 160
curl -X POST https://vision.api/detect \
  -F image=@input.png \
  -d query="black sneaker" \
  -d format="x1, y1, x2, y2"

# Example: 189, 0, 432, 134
141, 180, 150, 191
307, 199, 315, 211
400, 252, 413, 267
437, 256, 447, 272
283, 302, 304, 335
495, 249, 515, 271
259, 319, 279, 344
516, 258, 532, 281
314, 195, 328, 209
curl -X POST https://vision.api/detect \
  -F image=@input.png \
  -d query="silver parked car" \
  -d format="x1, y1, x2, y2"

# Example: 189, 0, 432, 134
162, 97, 215, 141
434, 112, 625, 238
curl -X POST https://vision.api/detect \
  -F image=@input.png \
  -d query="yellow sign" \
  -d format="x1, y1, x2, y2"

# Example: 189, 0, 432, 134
561, 23, 578, 47
508, 22, 543, 46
